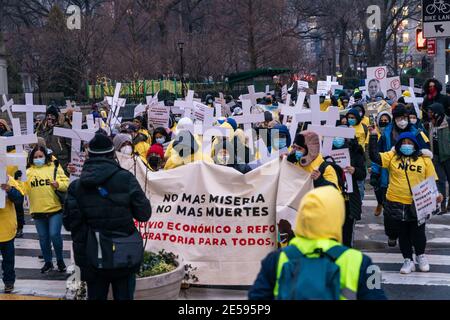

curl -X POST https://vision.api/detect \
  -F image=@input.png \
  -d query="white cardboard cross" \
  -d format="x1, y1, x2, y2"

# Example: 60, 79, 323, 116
11, 93, 46, 135
288, 95, 340, 142
280, 92, 306, 125
239, 85, 266, 106
1, 94, 14, 123
54, 112, 96, 181
11, 119, 30, 182
201, 126, 232, 157
0, 134, 38, 208
105, 83, 125, 128
233, 100, 265, 152
174, 90, 195, 118
404, 87, 424, 119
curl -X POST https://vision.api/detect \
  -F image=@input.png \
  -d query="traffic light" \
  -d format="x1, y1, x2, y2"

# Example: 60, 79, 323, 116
416, 28, 427, 51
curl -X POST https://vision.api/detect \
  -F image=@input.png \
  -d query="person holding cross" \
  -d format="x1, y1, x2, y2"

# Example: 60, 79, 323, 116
36, 106, 71, 175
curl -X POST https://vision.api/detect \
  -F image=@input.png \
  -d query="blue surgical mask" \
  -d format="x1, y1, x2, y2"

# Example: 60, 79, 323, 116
274, 138, 287, 150
400, 144, 415, 156
33, 158, 46, 167
348, 119, 357, 126
156, 137, 165, 144
295, 151, 304, 161
333, 137, 345, 149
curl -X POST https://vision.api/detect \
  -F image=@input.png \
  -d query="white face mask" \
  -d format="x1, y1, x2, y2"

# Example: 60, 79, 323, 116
155, 137, 165, 144
410, 118, 418, 125
120, 146, 133, 155
396, 119, 409, 129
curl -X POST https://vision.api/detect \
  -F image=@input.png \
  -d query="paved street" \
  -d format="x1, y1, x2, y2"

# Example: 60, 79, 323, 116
1, 184, 450, 300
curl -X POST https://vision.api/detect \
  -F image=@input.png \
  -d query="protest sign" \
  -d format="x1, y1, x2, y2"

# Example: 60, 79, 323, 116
387, 76, 402, 101
118, 155, 313, 285
329, 148, 353, 193
147, 103, 170, 128
412, 177, 440, 226
366, 66, 388, 100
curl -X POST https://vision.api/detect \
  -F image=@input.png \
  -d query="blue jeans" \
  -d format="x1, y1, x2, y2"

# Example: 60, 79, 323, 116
34, 213, 64, 263
0, 239, 15, 285
357, 179, 365, 202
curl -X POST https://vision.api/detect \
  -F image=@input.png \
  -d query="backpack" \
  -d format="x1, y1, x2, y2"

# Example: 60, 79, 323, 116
75, 173, 144, 271
316, 156, 347, 193
277, 245, 348, 300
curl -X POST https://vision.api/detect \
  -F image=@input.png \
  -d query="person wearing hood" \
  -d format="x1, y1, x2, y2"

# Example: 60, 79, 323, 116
369, 130, 441, 274
205, 94, 215, 108
146, 143, 165, 172
164, 117, 199, 160
120, 122, 151, 161
352, 104, 370, 127
337, 94, 350, 110
287, 131, 339, 190
370, 111, 392, 217
428, 103, 450, 214
113, 134, 133, 156
270, 124, 291, 157
248, 186, 386, 300
211, 122, 235, 158
345, 107, 369, 151
407, 106, 426, 132
332, 131, 367, 248
164, 130, 212, 170
213, 140, 252, 174
23, 145, 70, 274
63, 134, 151, 300
422, 78, 450, 120
233, 128, 254, 164
36, 106, 71, 175
133, 116, 152, 145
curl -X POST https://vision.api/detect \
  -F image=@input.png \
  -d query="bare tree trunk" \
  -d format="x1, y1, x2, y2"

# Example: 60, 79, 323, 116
246, 0, 258, 70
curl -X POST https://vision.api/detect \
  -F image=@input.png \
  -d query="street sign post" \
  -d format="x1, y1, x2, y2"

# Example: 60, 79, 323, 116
423, 0, 450, 38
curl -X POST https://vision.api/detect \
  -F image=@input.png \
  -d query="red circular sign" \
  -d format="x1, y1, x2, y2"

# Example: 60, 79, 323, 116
375, 67, 386, 80
391, 79, 401, 90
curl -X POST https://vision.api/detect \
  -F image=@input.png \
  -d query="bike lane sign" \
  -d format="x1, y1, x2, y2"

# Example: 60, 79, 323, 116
423, 0, 450, 37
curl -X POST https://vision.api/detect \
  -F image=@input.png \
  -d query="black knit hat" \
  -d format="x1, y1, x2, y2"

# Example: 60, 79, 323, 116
46, 106, 59, 119
392, 103, 409, 119
294, 133, 307, 149
87, 133, 115, 155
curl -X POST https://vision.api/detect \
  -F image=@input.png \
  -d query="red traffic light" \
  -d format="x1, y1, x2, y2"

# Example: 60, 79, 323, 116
416, 29, 427, 51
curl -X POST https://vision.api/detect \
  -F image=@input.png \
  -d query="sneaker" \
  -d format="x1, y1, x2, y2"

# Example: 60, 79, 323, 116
4, 284, 14, 294
40, 262, 54, 273
374, 204, 383, 217
388, 238, 397, 247
441, 202, 448, 214
15, 229, 24, 238
57, 260, 67, 273
400, 259, 416, 274
38, 255, 44, 260
417, 254, 430, 272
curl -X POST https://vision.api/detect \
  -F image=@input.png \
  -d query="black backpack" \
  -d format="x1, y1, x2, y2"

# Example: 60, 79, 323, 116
75, 174, 144, 271
315, 156, 348, 194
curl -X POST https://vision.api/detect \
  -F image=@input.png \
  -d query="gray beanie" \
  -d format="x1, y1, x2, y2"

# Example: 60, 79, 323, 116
113, 134, 132, 151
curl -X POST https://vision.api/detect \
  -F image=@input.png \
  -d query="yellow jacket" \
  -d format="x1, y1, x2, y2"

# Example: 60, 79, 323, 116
24, 163, 69, 214
211, 123, 235, 157
320, 99, 332, 112
380, 151, 437, 204
351, 123, 368, 149
0, 177, 23, 242
164, 146, 213, 170
134, 140, 150, 160
138, 128, 152, 145
296, 154, 340, 191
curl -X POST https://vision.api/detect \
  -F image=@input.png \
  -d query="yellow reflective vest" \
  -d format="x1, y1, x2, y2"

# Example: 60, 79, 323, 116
274, 237, 363, 300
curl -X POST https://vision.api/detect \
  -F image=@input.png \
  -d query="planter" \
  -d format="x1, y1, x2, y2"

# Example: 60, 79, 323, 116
134, 259, 185, 300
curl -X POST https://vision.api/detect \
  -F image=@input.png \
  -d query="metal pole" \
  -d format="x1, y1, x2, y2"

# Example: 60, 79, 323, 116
180, 46, 185, 98
434, 38, 447, 93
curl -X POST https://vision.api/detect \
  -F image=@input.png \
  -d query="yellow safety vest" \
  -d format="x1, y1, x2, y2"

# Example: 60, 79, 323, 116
274, 237, 363, 300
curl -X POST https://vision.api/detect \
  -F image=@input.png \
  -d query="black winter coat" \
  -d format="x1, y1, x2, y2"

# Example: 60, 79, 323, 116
63, 157, 151, 280
333, 139, 366, 221
422, 79, 450, 119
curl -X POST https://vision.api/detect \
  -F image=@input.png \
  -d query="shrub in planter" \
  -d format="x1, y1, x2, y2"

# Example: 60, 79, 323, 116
138, 250, 178, 278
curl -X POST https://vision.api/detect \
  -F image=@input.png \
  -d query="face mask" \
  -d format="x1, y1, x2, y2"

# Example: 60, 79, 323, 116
396, 119, 409, 130
148, 156, 161, 168
274, 138, 287, 150
174, 117, 181, 122
120, 146, 133, 155
400, 144, 415, 156
348, 119, 357, 126
379, 122, 389, 128
155, 137, 165, 144
410, 119, 418, 125
333, 137, 345, 149
295, 151, 304, 161
33, 158, 46, 167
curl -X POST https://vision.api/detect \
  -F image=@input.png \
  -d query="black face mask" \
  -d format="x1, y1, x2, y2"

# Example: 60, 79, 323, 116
379, 122, 389, 128
0, 127, 6, 135
148, 156, 161, 168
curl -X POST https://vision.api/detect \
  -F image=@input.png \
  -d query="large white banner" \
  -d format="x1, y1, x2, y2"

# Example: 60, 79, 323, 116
118, 155, 313, 286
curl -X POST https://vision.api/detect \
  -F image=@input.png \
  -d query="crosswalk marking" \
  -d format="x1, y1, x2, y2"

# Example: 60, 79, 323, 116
382, 271, 450, 287
8, 280, 67, 298
22, 225, 70, 235
14, 238, 72, 250
367, 252, 450, 266
0, 256, 71, 269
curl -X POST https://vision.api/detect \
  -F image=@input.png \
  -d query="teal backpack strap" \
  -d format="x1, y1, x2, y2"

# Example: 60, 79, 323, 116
325, 245, 348, 262
282, 245, 304, 261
